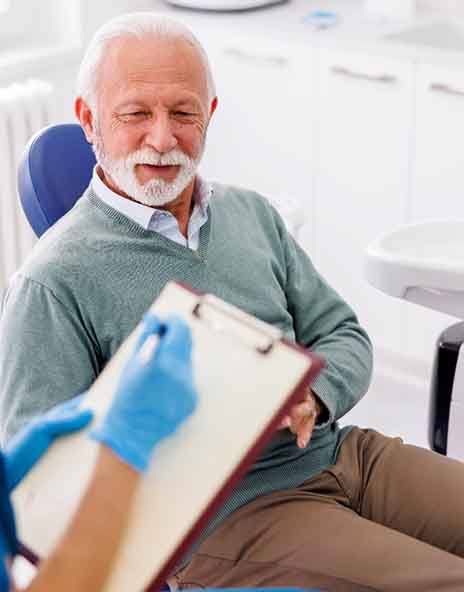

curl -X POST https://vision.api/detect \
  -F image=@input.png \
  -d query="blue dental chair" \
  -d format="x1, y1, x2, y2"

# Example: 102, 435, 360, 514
17, 123, 323, 592
18, 124, 96, 238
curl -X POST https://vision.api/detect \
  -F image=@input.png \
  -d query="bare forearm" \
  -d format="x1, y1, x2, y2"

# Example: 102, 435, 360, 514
26, 446, 140, 592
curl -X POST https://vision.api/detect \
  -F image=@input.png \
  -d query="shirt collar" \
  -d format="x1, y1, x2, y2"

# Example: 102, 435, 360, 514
193, 175, 213, 216
91, 166, 212, 230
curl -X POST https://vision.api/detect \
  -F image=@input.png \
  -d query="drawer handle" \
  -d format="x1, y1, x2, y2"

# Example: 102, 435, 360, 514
331, 65, 397, 84
430, 83, 464, 97
224, 47, 288, 67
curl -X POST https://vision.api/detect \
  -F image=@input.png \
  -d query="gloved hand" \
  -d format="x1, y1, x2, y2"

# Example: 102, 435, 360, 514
4, 394, 93, 492
90, 313, 197, 473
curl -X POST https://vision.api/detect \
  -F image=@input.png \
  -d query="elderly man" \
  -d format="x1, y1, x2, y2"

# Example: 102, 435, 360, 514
1, 11, 464, 592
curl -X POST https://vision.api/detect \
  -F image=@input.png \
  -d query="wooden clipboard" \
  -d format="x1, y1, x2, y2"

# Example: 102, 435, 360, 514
12, 281, 324, 591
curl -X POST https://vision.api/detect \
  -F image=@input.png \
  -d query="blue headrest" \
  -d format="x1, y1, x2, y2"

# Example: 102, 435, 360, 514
18, 123, 96, 237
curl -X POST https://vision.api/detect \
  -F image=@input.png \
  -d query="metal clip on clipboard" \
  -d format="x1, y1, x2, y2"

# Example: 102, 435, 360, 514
192, 294, 282, 355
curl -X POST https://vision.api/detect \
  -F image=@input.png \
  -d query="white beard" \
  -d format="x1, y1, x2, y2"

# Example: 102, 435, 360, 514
93, 137, 203, 207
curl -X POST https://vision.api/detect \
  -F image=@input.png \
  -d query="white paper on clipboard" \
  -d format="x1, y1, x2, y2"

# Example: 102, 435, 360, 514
13, 281, 324, 592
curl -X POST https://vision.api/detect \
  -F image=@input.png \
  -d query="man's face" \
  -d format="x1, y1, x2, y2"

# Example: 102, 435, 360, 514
88, 35, 213, 206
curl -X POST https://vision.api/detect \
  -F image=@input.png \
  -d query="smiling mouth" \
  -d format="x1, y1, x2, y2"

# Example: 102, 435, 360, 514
136, 163, 180, 179
138, 164, 179, 170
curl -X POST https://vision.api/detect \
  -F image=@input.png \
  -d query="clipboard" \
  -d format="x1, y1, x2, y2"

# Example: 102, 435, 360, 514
12, 281, 324, 592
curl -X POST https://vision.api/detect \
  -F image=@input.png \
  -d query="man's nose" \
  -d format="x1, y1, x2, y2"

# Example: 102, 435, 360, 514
144, 113, 178, 153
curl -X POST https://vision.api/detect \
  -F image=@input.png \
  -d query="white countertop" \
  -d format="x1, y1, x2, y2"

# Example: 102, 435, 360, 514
151, 0, 464, 66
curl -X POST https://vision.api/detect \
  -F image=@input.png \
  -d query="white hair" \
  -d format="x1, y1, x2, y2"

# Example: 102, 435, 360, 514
76, 12, 216, 114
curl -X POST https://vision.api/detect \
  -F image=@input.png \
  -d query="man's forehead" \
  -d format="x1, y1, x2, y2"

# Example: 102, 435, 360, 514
101, 35, 205, 85
97, 35, 208, 106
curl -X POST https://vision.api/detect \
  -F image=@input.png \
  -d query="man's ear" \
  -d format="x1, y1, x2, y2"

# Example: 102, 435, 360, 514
75, 97, 96, 143
209, 96, 218, 119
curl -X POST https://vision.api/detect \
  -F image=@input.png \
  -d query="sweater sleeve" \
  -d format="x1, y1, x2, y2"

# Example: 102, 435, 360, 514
280, 222, 373, 427
0, 274, 100, 443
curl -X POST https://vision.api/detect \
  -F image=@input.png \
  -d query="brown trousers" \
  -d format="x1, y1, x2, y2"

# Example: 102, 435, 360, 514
172, 428, 464, 592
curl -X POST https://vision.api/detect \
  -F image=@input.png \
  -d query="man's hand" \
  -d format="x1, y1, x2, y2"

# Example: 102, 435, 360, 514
278, 389, 322, 449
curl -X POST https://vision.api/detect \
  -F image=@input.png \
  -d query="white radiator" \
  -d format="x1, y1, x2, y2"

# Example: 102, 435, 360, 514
0, 79, 55, 295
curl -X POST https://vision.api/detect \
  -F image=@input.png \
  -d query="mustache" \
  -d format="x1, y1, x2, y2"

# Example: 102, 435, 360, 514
126, 148, 194, 168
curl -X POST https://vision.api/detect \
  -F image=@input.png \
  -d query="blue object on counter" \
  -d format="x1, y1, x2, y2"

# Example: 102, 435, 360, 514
302, 10, 339, 29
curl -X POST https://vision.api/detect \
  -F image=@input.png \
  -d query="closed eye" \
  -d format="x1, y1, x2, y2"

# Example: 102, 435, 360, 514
119, 111, 149, 122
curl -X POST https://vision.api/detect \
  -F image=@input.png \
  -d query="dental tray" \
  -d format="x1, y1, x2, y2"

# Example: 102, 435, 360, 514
365, 220, 464, 318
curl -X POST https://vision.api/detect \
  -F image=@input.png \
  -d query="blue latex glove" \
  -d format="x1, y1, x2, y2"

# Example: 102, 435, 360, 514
91, 313, 197, 472
4, 394, 93, 492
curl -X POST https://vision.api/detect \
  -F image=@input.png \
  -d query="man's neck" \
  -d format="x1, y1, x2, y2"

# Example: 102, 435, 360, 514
98, 166, 195, 238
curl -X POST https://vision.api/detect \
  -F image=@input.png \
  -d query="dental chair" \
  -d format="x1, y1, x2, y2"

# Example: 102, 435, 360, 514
366, 221, 464, 461
17, 123, 323, 592
18, 123, 96, 237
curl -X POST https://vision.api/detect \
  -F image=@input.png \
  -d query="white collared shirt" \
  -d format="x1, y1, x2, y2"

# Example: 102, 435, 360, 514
91, 167, 212, 250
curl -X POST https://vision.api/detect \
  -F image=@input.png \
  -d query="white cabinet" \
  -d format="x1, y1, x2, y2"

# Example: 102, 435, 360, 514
198, 33, 315, 242
312, 50, 414, 355
404, 64, 464, 364
411, 64, 464, 221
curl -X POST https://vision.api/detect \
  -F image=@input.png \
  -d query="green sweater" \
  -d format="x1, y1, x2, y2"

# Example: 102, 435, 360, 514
0, 183, 372, 550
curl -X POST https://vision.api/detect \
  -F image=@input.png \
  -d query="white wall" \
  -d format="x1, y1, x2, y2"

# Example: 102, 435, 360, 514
79, 0, 160, 44
418, 0, 464, 15
0, 0, 163, 123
